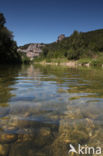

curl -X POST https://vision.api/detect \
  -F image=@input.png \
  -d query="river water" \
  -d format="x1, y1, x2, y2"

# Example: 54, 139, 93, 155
0, 65, 103, 156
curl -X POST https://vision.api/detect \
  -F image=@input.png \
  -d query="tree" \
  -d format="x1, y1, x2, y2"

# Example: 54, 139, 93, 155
42, 47, 49, 57
0, 13, 6, 27
0, 12, 21, 64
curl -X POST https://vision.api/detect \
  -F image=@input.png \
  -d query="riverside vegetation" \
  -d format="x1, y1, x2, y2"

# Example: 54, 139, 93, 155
1, 12, 103, 66
35, 29, 103, 67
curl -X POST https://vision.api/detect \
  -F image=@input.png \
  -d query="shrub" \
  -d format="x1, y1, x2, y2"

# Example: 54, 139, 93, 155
67, 48, 80, 60
90, 59, 102, 67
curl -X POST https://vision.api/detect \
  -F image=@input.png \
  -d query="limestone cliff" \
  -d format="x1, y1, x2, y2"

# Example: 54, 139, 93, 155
18, 43, 45, 59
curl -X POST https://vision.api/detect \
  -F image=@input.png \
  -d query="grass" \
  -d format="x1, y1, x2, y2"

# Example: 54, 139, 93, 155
34, 57, 68, 64
78, 58, 91, 65
90, 53, 103, 67
78, 53, 103, 67
34, 53, 103, 67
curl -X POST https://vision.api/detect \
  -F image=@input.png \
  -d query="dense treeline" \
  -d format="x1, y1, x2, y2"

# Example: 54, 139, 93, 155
0, 13, 21, 64
40, 29, 103, 60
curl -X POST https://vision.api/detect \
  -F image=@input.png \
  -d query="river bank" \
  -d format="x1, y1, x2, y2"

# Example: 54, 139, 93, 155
34, 58, 103, 68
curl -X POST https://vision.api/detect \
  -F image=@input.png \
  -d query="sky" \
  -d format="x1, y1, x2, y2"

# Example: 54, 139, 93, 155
0, 0, 103, 46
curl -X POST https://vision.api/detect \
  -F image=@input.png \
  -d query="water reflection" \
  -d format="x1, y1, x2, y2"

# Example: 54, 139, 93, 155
0, 64, 103, 156
0, 66, 21, 105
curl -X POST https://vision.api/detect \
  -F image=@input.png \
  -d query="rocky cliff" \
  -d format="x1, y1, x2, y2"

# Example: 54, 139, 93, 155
18, 34, 66, 59
18, 43, 45, 59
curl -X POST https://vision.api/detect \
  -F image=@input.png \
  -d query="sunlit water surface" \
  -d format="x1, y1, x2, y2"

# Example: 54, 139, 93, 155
0, 65, 103, 156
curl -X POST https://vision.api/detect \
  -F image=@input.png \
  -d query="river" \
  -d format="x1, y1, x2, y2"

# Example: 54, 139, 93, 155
0, 64, 103, 156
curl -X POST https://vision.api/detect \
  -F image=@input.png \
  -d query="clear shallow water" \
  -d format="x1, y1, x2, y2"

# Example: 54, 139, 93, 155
0, 65, 103, 156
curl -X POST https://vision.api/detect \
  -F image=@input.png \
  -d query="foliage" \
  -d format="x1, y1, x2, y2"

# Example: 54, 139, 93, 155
0, 13, 21, 64
20, 53, 31, 64
19, 43, 31, 50
0, 13, 6, 27
66, 48, 80, 60
90, 54, 103, 67
78, 58, 91, 65
38, 29, 103, 61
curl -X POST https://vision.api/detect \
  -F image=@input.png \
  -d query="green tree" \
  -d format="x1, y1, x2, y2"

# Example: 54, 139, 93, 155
0, 12, 21, 64
0, 13, 6, 27
42, 47, 49, 57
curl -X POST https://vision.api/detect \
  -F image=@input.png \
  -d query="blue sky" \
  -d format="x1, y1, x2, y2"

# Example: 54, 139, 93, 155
0, 0, 103, 46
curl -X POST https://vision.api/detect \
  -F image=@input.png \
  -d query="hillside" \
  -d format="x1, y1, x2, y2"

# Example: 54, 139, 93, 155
39, 29, 103, 60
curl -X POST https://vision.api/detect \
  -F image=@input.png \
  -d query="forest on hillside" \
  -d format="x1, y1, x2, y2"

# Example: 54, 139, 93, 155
40, 29, 103, 61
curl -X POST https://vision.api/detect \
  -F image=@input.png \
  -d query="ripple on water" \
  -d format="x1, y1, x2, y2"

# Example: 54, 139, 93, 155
0, 65, 103, 155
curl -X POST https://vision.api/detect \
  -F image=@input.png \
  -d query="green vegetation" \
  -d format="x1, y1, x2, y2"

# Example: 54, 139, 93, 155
19, 43, 31, 50
78, 53, 103, 67
34, 57, 68, 64
20, 53, 31, 64
35, 29, 103, 67
0, 13, 21, 64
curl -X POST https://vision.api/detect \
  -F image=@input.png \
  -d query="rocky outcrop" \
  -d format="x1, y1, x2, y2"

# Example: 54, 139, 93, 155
18, 43, 45, 59
57, 34, 65, 42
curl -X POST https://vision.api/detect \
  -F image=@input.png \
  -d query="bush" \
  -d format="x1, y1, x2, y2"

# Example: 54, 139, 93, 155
67, 48, 80, 60
21, 54, 31, 64
78, 58, 91, 65
90, 59, 102, 67
0, 13, 21, 64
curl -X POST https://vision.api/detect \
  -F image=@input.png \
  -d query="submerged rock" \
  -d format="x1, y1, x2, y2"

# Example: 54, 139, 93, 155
0, 144, 9, 156
0, 133, 18, 144
0, 108, 9, 118
39, 127, 51, 137
8, 116, 33, 128
33, 127, 53, 148
51, 104, 100, 156
2, 124, 18, 133
9, 142, 36, 156
17, 133, 35, 143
